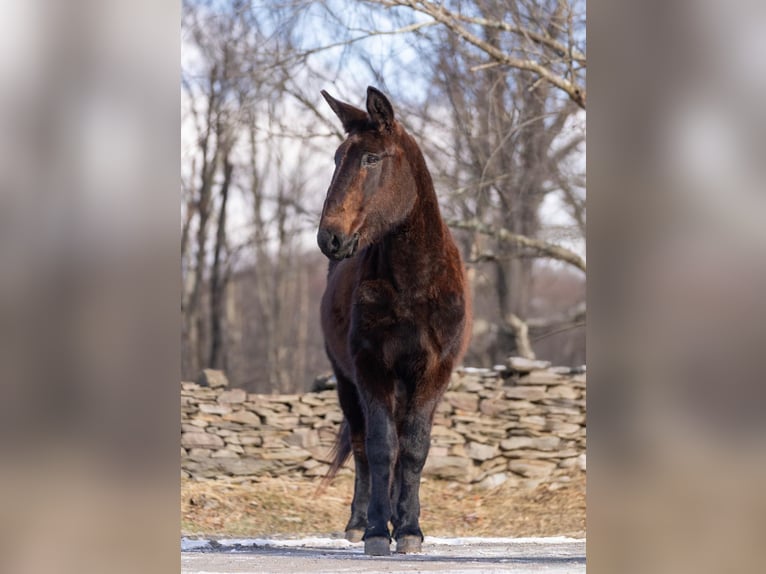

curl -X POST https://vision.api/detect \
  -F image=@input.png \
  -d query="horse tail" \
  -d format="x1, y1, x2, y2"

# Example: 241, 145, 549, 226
316, 418, 352, 495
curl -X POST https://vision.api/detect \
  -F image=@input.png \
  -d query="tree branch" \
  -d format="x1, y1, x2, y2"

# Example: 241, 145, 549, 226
383, 0, 586, 108
447, 219, 586, 272
450, 13, 586, 64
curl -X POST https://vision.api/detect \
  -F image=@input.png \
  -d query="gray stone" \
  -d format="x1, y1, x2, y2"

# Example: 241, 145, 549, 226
475, 472, 510, 489
429, 446, 449, 457
197, 369, 229, 388
557, 457, 578, 469
325, 410, 344, 424
500, 436, 561, 451
479, 456, 507, 473
547, 421, 581, 435
545, 385, 581, 400
183, 459, 220, 477
423, 455, 474, 481
446, 392, 479, 412
306, 445, 335, 464
549, 366, 574, 375
432, 415, 452, 428
504, 400, 537, 411
465, 441, 498, 461
219, 458, 275, 476
430, 426, 464, 444
223, 411, 261, 426
238, 435, 262, 446
447, 444, 465, 457
479, 398, 508, 416
263, 415, 301, 429
299, 394, 326, 406
222, 443, 244, 454
461, 380, 485, 393
508, 459, 557, 478
284, 428, 319, 449
290, 402, 314, 416
186, 448, 212, 460
199, 403, 233, 415
506, 357, 551, 372
304, 463, 331, 477
504, 386, 547, 401
518, 371, 564, 385
210, 448, 239, 458
435, 401, 454, 415
218, 389, 247, 403
519, 415, 547, 428
300, 458, 322, 470
452, 414, 483, 424
182, 432, 224, 449
508, 449, 579, 460
260, 447, 310, 462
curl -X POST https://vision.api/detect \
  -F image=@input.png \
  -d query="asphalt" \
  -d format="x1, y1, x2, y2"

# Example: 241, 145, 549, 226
181, 536, 586, 573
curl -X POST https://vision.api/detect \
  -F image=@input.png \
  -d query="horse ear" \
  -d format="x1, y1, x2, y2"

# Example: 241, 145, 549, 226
321, 90, 368, 133
366, 86, 395, 131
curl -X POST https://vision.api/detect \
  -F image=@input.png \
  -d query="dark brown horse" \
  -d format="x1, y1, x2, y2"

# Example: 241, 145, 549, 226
317, 86, 472, 556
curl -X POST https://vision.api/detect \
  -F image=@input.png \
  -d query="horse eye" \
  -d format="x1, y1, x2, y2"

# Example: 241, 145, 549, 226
362, 153, 381, 167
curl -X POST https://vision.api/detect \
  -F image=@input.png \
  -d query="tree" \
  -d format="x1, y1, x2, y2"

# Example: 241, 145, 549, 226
180, 0, 587, 391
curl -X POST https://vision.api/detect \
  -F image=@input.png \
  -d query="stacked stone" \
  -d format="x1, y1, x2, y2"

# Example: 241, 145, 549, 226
181, 362, 586, 489
181, 370, 347, 482
426, 360, 586, 489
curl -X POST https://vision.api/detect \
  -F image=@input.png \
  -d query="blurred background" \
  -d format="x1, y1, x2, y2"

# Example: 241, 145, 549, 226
180, 0, 587, 392
2, 0, 766, 573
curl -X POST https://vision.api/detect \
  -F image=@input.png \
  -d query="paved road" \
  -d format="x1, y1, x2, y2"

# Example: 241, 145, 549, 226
181, 536, 586, 573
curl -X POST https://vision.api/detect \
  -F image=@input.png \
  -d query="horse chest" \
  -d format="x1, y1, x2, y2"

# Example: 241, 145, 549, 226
350, 280, 449, 363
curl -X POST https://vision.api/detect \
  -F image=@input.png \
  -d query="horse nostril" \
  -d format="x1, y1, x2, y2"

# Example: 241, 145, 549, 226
318, 228, 346, 258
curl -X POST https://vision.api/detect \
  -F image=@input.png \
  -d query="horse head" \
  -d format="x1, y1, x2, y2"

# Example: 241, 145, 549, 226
317, 87, 418, 260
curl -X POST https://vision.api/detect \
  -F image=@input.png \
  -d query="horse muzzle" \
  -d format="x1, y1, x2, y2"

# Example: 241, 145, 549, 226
318, 228, 360, 260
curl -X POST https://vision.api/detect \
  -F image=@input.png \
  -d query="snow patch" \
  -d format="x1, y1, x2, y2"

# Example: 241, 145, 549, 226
425, 536, 581, 545
182, 535, 582, 552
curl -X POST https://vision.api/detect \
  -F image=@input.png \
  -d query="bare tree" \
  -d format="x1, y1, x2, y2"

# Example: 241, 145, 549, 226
180, 0, 587, 391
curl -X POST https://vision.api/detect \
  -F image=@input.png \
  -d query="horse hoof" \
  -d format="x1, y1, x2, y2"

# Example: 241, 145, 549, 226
364, 537, 391, 556
345, 529, 364, 543
395, 535, 422, 554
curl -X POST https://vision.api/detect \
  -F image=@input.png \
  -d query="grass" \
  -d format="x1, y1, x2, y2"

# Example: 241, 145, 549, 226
181, 473, 585, 539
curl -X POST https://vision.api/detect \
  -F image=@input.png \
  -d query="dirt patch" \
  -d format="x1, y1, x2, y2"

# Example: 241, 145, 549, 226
182, 474, 585, 538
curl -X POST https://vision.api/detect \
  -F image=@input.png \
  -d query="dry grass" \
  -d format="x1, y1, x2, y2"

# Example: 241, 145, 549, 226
182, 474, 585, 539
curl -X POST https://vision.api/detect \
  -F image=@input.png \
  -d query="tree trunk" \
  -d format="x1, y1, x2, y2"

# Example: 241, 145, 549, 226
208, 151, 233, 369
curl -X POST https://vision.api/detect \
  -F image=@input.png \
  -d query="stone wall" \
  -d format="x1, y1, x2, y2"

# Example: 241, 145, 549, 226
181, 361, 586, 490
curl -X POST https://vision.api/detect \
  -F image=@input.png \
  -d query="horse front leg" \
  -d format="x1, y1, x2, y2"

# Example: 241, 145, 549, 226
355, 370, 398, 555
392, 406, 435, 553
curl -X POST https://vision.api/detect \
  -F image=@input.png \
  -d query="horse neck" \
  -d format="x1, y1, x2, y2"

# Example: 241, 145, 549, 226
379, 133, 452, 285
401, 131, 446, 240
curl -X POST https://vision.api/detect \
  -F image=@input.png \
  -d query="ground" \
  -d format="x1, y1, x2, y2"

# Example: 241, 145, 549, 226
181, 474, 586, 539
181, 536, 586, 573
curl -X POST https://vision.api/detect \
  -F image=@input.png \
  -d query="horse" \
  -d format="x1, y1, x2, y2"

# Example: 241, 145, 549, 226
316, 86, 472, 556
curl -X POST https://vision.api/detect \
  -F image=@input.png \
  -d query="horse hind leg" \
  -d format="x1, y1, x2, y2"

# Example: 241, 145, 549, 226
345, 432, 369, 543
